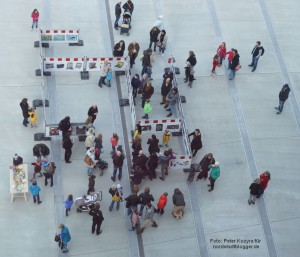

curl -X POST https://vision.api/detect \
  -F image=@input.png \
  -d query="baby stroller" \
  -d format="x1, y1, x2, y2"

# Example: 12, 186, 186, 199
75, 191, 102, 213
120, 10, 131, 36
94, 159, 108, 176
187, 163, 200, 182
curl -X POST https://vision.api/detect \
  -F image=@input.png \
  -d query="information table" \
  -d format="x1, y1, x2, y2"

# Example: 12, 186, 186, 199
10, 164, 28, 202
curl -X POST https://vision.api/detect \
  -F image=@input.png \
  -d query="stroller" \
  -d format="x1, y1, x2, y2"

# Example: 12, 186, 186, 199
94, 159, 108, 176
187, 163, 200, 182
75, 191, 102, 213
120, 10, 131, 36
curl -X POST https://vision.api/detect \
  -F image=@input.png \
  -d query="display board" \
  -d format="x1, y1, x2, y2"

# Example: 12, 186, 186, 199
169, 155, 192, 169
45, 122, 86, 137
43, 57, 85, 72
85, 57, 128, 72
138, 118, 182, 133
40, 29, 79, 43
10, 164, 28, 202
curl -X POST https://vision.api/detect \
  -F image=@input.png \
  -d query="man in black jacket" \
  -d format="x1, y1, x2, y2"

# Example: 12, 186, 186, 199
123, 0, 134, 14
111, 151, 125, 182
125, 192, 140, 216
228, 49, 240, 80
141, 48, 152, 79
248, 41, 264, 72
13, 154, 23, 167
63, 132, 73, 163
87, 104, 98, 123
149, 26, 160, 52
20, 98, 30, 127
114, 2, 122, 30
275, 84, 290, 114
139, 187, 154, 216
89, 204, 104, 235
160, 78, 172, 105
58, 116, 71, 140
188, 129, 202, 157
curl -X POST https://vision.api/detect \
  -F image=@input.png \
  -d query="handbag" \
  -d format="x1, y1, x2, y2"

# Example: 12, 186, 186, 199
112, 193, 120, 202
84, 155, 94, 166
235, 63, 241, 71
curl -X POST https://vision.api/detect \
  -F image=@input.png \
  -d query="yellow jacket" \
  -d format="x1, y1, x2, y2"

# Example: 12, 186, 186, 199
28, 111, 37, 123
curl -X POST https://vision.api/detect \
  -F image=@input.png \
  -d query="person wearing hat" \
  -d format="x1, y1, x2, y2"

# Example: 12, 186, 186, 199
12, 154, 23, 168
20, 98, 30, 127
87, 104, 98, 123
207, 162, 220, 192
57, 224, 71, 253
89, 204, 104, 235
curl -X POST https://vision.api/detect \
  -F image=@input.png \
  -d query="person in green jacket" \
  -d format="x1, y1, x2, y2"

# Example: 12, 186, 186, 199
142, 99, 152, 119
208, 162, 220, 192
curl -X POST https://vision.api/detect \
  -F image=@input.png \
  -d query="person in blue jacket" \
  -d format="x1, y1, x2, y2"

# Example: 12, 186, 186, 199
106, 68, 112, 87
64, 194, 74, 216
29, 180, 42, 204
58, 224, 71, 253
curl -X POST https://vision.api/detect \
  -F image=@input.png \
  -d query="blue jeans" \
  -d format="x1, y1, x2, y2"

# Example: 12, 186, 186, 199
114, 15, 120, 28
228, 69, 236, 80
32, 21, 38, 29
139, 204, 145, 216
62, 242, 68, 252
278, 100, 285, 112
98, 76, 106, 86
159, 46, 166, 53
149, 40, 157, 52
87, 167, 93, 175
169, 103, 176, 115
141, 65, 152, 78
144, 113, 149, 119
113, 165, 122, 180
109, 200, 120, 211
107, 79, 111, 87
250, 57, 259, 71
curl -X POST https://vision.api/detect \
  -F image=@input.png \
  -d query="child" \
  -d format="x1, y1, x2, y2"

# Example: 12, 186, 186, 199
31, 9, 39, 31
129, 209, 140, 231
160, 129, 171, 147
64, 194, 74, 216
211, 54, 220, 75
142, 99, 152, 119
29, 180, 42, 204
106, 67, 112, 87
110, 133, 119, 153
248, 179, 262, 205
28, 107, 37, 128
156, 192, 168, 215
217, 42, 227, 65
31, 160, 43, 181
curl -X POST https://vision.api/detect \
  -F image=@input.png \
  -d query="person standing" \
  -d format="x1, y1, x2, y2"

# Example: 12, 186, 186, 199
125, 192, 140, 216
28, 107, 37, 128
185, 51, 197, 82
147, 153, 158, 180
248, 41, 264, 72
196, 153, 215, 181
156, 29, 168, 55
86, 147, 97, 176
113, 40, 125, 57
129, 209, 140, 231
160, 78, 172, 105
138, 187, 154, 216
111, 150, 125, 182
165, 87, 179, 117
159, 150, 172, 181
20, 98, 30, 127
98, 60, 109, 87
122, 0, 134, 14
207, 162, 220, 192
142, 99, 152, 120
217, 42, 227, 65
141, 49, 153, 79
228, 49, 240, 80
63, 132, 73, 163
64, 194, 74, 216
87, 104, 98, 123
172, 188, 185, 220
43, 161, 56, 187
109, 184, 121, 211
128, 41, 140, 69
132, 124, 142, 145
147, 135, 160, 155
138, 202, 158, 234
85, 128, 95, 150
258, 171, 271, 197
159, 129, 171, 147
275, 84, 290, 114
131, 74, 141, 99
87, 175, 96, 195
248, 178, 263, 205
188, 129, 203, 157
114, 2, 122, 30
58, 116, 71, 140
58, 224, 71, 253
31, 9, 39, 31
141, 81, 154, 108
149, 26, 160, 52
94, 134, 103, 161
110, 133, 119, 153
29, 180, 42, 204
89, 204, 104, 235
156, 192, 168, 215
12, 154, 23, 167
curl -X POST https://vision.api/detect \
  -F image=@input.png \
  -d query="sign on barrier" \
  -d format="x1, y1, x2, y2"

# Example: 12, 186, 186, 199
44, 57, 85, 72
40, 29, 79, 43
138, 118, 182, 133
45, 123, 86, 137
86, 57, 128, 72
169, 155, 192, 169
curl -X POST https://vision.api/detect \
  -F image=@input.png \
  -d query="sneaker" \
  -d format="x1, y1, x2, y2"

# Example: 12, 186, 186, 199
276, 112, 281, 114
166, 108, 171, 111
164, 104, 169, 108
274, 107, 279, 110
248, 64, 253, 67
160, 102, 164, 105
208, 189, 213, 192
38, 201, 42, 204
96, 230, 102, 235
111, 176, 116, 182
159, 177, 165, 181
167, 113, 172, 117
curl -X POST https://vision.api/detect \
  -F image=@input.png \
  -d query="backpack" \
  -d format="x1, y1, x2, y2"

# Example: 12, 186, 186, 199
260, 47, 265, 56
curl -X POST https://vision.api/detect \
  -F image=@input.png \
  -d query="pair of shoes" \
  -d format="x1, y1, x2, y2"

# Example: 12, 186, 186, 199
160, 102, 164, 105
111, 176, 116, 182
276, 112, 281, 114
208, 189, 213, 192
159, 144, 163, 147
62, 250, 69, 253
66, 161, 71, 163
118, 176, 122, 180
166, 108, 171, 111
167, 113, 172, 117
165, 143, 169, 147
164, 104, 169, 108
96, 230, 102, 235
251, 69, 255, 72
207, 184, 211, 187
102, 82, 107, 85
114, 27, 118, 30
274, 107, 279, 110
159, 177, 165, 181
248, 64, 253, 67
165, 172, 168, 176
142, 116, 147, 119
99, 85, 102, 88
38, 201, 42, 204
251, 201, 255, 204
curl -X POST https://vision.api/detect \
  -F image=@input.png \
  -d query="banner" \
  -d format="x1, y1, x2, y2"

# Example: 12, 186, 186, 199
40, 29, 79, 43
43, 57, 85, 72
137, 118, 182, 133
85, 57, 128, 72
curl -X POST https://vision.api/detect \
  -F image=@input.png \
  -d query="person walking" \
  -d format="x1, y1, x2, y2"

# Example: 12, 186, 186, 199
132, 124, 142, 145
160, 78, 172, 106
138, 202, 158, 234
98, 60, 109, 87
156, 29, 168, 55
114, 2, 122, 29
123, 0, 134, 14
129, 209, 140, 231
149, 26, 160, 52
142, 99, 152, 120
188, 129, 202, 157
159, 150, 172, 181
147, 135, 160, 155
111, 150, 125, 182
125, 192, 140, 216
64, 194, 74, 216
87, 175, 96, 195
31, 9, 39, 31
165, 87, 179, 117
258, 171, 271, 197
207, 162, 220, 192
128, 41, 140, 69
58, 116, 72, 140
110, 133, 119, 153
228, 49, 240, 80
275, 84, 290, 114
87, 104, 98, 123
196, 153, 215, 181
172, 188, 185, 220
29, 180, 42, 204
85, 128, 95, 150
141, 81, 154, 108
94, 133, 103, 161
43, 161, 56, 187
248, 41, 264, 72
20, 98, 30, 127
217, 42, 227, 65
141, 49, 153, 79
211, 54, 221, 75
131, 74, 141, 99
89, 204, 104, 235
30, 160, 43, 181
138, 187, 154, 216
109, 184, 121, 211
58, 224, 71, 253
248, 178, 263, 205
147, 153, 158, 180
63, 132, 73, 163
185, 51, 197, 82
156, 192, 168, 215
113, 40, 125, 57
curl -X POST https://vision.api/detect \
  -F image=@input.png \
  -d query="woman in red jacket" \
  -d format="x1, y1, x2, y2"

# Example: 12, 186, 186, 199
31, 9, 39, 31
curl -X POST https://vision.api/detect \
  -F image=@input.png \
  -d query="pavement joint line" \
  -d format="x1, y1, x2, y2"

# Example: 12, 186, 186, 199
42, 1, 66, 257
102, 0, 143, 256
205, 223, 262, 235
206, 0, 279, 257
259, 0, 300, 132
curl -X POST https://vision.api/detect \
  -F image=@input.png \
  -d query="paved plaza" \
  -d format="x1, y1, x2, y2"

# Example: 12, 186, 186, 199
0, 0, 300, 257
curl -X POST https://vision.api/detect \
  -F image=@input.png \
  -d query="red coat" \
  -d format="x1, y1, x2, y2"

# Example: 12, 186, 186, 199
157, 194, 168, 209
217, 45, 226, 58
260, 174, 270, 190
31, 11, 39, 21
226, 51, 234, 61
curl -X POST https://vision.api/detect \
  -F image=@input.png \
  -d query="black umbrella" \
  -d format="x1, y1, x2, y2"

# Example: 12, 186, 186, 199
33, 144, 50, 158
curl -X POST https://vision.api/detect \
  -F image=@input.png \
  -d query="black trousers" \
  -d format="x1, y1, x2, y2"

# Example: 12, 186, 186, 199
130, 53, 138, 68
65, 148, 72, 162
45, 174, 54, 187
191, 147, 199, 157
92, 221, 102, 234
209, 177, 216, 190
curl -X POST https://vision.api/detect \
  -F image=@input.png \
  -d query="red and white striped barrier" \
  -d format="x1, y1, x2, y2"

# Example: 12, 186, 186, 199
86, 57, 128, 71
40, 29, 79, 43
44, 57, 85, 72
138, 118, 182, 133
